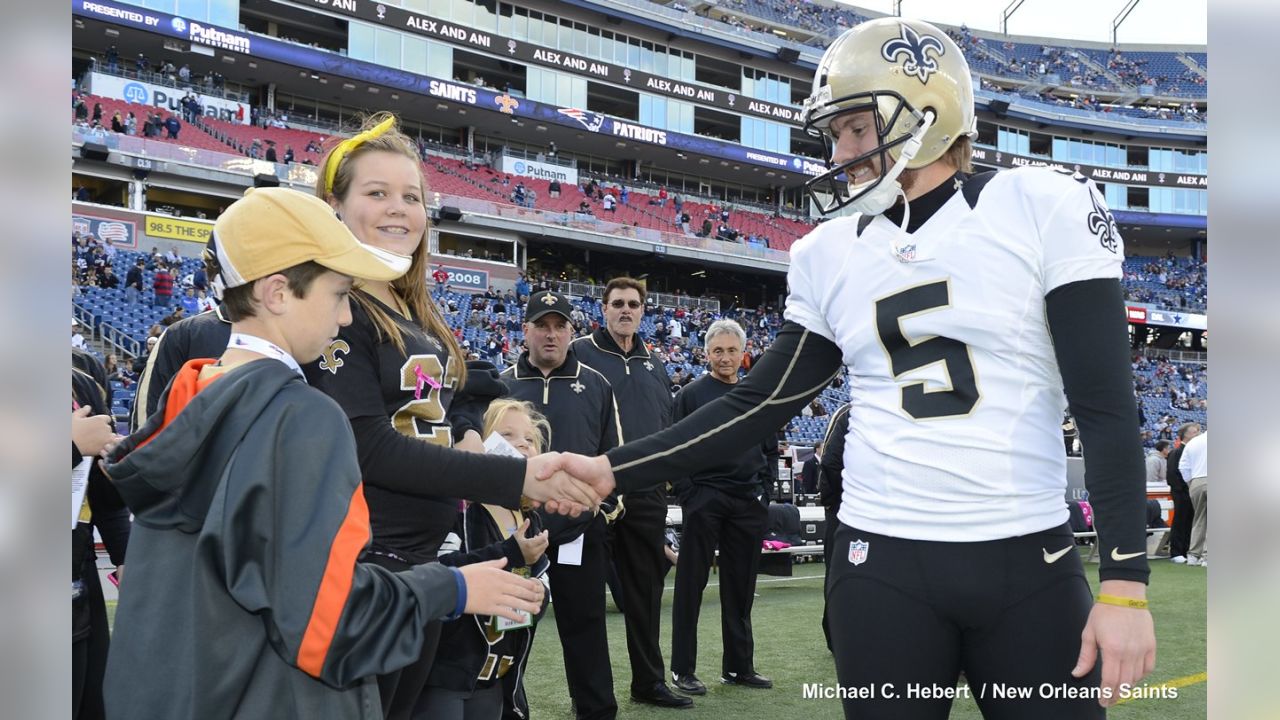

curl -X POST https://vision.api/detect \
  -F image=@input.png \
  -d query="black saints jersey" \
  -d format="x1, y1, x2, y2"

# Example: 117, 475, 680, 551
305, 293, 462, 563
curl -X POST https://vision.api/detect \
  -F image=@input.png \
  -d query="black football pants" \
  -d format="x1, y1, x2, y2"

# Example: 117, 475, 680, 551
826, 522, 1106, 720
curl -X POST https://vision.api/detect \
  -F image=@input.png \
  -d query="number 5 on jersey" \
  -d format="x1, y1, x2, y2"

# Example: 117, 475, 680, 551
874, 279, 981, 421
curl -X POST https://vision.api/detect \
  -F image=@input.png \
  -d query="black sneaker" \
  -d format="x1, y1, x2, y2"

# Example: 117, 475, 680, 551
672, 673, 707, 696
721, 671, 773, 689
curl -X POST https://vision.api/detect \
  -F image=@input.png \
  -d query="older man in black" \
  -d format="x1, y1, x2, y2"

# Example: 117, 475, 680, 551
501, 290, 624, 720
667, 319, 773, 695
572, 277, 691, 709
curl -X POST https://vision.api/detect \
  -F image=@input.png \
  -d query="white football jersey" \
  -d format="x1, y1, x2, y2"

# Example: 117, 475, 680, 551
785, 167, 1124, 541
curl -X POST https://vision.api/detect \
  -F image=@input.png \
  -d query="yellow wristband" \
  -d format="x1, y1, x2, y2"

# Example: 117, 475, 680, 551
1096, 594, 1149, 610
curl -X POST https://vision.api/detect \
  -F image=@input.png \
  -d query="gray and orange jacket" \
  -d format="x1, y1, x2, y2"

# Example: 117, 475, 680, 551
103, 358, 462, 719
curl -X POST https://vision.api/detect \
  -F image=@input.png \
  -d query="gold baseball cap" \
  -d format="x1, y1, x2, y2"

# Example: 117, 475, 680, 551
212, 187, 411, 288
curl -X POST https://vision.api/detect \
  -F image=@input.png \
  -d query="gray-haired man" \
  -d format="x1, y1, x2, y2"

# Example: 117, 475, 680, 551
668, 319, 773, 695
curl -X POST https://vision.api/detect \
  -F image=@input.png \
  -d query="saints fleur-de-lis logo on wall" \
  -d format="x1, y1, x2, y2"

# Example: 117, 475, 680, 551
880, 24, 946, 84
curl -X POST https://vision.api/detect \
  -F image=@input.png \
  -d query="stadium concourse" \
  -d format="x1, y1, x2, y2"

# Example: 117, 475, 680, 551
72, 241, 1207, 449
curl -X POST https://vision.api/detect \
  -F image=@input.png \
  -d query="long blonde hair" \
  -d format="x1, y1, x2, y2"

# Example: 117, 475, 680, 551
482, 399, 550, 455
317, 111, 466, 387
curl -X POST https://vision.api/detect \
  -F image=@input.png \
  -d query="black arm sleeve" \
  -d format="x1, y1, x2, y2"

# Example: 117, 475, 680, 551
607, 322, 844, 493
350, 416, 525, 509
1046, 278, 1150, 584
818, 405, 850, 510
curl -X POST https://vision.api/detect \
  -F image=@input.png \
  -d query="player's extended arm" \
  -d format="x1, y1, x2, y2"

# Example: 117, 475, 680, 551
604, 322, 844, 494
1048, 277, 1156, 706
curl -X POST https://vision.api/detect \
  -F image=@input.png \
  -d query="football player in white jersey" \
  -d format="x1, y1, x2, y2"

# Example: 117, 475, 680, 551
558, 17, 1155, 719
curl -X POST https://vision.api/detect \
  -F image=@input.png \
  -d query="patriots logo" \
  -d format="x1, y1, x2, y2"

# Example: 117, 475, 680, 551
319, 339, 351, 375
558, 108, 605, 133
880, 24, 946, 84
1087, 188, 1120, 254
97, 222, 130, 245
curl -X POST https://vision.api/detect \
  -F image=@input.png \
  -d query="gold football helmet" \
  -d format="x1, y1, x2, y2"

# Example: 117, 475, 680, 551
802, 18, 975, 215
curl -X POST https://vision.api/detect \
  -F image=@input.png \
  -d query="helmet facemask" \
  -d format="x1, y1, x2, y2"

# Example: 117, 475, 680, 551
803, 88, 933, 216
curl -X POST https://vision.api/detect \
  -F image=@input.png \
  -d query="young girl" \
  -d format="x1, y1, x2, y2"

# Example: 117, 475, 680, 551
424, 399, 553, 719
305, 113, 592, 720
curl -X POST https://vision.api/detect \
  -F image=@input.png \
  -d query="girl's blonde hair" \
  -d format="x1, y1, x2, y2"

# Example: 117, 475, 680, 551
482, 398, 550, 455
317, 111, 466, 387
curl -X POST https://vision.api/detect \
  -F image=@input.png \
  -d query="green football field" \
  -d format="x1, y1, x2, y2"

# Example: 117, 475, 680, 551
518, 551, 1207, 720
106, 548, 1206, 719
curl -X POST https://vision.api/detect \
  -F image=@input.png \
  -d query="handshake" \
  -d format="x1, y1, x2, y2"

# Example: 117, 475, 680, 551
519, 452, 619, 517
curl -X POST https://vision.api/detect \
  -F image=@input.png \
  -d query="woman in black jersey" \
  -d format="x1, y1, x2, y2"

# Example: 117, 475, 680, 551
305, 113, 595, 720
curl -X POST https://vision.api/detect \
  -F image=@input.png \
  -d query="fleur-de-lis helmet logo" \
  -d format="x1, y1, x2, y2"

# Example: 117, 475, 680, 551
880, 23, 946, 84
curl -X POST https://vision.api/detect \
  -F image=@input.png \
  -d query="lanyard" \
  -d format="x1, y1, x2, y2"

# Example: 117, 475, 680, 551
228, 333, 304, 379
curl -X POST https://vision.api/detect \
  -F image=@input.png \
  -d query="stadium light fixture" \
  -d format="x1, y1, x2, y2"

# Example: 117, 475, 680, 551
342, 82, 356, 91
104, 26, 117, 37
368, 86, 380, 93
436, 103, 449, 111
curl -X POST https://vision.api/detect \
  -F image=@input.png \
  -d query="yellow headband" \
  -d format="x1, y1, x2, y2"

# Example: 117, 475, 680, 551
323, 115, 398, 195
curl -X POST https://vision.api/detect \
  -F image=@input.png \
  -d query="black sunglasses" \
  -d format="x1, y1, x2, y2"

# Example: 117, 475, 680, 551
609, 300, 642, 309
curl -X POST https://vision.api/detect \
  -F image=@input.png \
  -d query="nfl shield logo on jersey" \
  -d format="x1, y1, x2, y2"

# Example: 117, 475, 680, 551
848, 540, 870, 566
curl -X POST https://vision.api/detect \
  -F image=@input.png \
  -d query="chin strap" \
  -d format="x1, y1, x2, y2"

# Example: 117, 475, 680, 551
849, 110, 934, 216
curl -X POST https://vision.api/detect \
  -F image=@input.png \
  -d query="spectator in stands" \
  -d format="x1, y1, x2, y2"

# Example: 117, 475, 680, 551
602, 191, 616, 212
699, 217, 713, 237
160, 306, 186, 327
194, 288, 215, 314
657, 186, 668, 206
92, 102, 103, 124
431, 263, 448, 287
265, 142, 277, 163
103, 352, 132, 387
283, 146, 294, 164
99, 264, 118, 290
110, 111, 124, 134
1145, 440, 1171, 489
180, 287, 200, 315
578, 200, 593, 215
72, 318, 86, 350
164, 114, 181, 140
548, 178, 561, 197
124, 258, 144, 305
669, 319, 773, 696
152, 263, 174, 308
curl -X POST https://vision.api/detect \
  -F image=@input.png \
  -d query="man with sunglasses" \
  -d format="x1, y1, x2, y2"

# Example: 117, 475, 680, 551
572, 277, 692, 710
